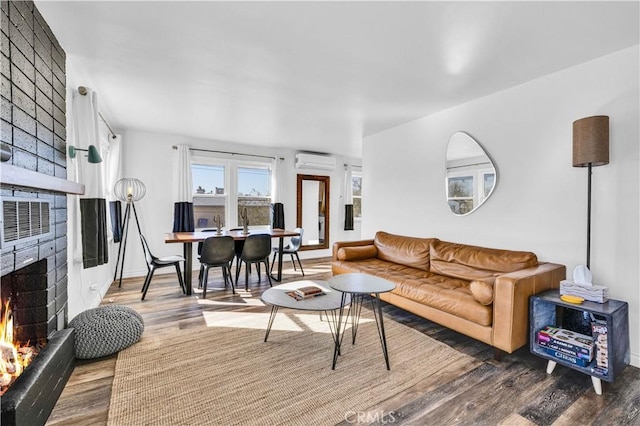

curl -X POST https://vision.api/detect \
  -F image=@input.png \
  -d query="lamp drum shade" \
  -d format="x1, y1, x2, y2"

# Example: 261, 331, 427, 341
572, 115, 609, 167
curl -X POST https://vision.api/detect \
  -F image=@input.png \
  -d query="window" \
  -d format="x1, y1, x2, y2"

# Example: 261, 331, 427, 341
191, 159, 272, 229
192, 163, 227, 228
236, 166, 271, 226
351, 171, 362, 219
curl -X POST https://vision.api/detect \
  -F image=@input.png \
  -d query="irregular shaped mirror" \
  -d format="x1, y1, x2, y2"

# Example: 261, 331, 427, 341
446, 132, 497, 215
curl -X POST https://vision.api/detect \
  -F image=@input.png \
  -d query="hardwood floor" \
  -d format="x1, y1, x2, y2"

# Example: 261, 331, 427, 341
46, 258, 640, 425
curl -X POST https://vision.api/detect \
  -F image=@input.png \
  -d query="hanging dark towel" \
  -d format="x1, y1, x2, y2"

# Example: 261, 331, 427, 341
80, 198, 109, 269
109, 201, 123, 242
344, 204, 354, 231
271, 202, 285, 229
173, 202, 194, 232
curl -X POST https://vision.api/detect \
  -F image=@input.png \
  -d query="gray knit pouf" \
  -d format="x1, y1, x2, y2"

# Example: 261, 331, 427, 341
69, 305, 144, 359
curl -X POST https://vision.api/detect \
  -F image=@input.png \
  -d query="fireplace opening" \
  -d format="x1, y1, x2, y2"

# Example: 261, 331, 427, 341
0, 259, 60, 343
0, 299, 44, 395
0, 258, 75, 425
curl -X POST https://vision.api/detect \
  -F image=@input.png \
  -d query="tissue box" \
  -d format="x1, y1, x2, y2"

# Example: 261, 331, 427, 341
560, 280, 608, 303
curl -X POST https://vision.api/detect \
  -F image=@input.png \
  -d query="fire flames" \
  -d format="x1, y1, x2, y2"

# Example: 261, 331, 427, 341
0, 300, 36, 396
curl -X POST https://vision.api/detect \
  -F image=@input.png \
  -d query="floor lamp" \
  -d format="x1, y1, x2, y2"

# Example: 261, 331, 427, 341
572, 115, 609, 270
113, 178, 147, 287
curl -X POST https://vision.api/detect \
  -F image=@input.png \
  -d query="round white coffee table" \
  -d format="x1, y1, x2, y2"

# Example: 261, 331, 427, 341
328, 273, 396, 370
260, 280, 350, 345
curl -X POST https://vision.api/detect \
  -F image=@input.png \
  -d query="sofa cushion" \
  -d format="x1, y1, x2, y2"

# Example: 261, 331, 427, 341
337, 245, 378, 261
469, 278, 497, 305
374, 231, 437, 272
391, 276, 493, 326
332, 258, 433, 281
430, 240, 538, 281
332, 258, 491, 326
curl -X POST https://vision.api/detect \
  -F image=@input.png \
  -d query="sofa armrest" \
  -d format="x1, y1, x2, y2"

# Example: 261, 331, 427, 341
492, 262, 566, 353
332, 239, 375, 262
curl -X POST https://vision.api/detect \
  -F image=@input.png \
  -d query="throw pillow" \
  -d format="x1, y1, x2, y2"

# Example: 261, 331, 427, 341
337, 245, 378, 261
469, 278, 497, 305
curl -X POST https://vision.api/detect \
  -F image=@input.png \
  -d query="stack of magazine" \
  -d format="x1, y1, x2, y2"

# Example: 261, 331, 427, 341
287, 286, 325, 301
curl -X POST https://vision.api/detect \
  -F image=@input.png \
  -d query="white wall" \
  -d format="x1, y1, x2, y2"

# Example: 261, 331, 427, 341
362, 46, 640, 366
118, 130, 362, 278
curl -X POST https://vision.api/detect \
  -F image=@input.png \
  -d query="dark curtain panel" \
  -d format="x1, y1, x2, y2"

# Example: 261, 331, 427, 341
109, 201, 122, 242
80, 198, 109, 269
344, 204, 354, 231
173, 202, 194, 232
271, 202, 285, 229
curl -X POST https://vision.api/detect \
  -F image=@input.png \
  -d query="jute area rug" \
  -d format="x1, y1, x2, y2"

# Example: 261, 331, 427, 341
108, 308, 474, 425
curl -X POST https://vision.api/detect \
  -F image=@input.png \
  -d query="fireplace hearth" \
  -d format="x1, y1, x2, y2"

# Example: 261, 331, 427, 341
1, 329, 74, 425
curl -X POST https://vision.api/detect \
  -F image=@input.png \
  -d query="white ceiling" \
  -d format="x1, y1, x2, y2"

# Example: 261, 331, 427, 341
35, 1, 639, 158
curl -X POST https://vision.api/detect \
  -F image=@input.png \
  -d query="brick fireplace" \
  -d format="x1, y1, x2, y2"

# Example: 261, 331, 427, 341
1, 0, 69, 345
1, 1, 77, 424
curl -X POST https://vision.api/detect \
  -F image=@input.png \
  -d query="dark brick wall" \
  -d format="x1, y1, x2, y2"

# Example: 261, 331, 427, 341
0, 0, 68, 336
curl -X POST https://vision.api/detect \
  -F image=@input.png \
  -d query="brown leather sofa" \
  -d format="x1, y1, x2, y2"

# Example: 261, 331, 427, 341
332, 231, 566, 355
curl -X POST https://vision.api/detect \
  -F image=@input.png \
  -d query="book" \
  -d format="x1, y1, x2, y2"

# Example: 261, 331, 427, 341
295, 286, 324, 298
536, 332, 593, 357
537, 326, 595, 357
537, 338, 593, 360
541, 346, 591, 367
286, 290, 325, 301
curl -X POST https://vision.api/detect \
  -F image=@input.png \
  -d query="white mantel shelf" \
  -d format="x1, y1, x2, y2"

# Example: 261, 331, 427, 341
1, 163, 85, 195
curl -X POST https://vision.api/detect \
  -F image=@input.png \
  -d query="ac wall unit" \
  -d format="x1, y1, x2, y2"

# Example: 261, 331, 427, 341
295, 153, 336, 171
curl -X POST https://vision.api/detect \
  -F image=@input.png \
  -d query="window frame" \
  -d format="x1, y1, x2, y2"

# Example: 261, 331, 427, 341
191, 155, 272, 230
235, 162, 273, 228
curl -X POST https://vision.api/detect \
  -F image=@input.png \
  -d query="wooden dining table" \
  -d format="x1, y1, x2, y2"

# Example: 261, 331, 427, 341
164, 228, 301, 295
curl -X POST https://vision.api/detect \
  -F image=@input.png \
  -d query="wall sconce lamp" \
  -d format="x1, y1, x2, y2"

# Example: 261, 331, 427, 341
68, 145, 102, 163
572, 115, 609, 269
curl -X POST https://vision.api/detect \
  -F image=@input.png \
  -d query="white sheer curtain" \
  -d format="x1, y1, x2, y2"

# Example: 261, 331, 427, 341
271, 157, 283, 203
344, 164, 353, 205
171, 144, 194, 232
99, 131, 122, 241
68, 87, 101, 264
270, 157, 286, 228
70, 88, 103, 197
174, 144, 193, 202
343, 164, 354, 231
102, 133, 122, 202
66, 86, 116, 317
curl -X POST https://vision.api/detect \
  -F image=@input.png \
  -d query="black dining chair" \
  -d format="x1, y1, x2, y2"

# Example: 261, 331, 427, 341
270, 227, 305, 277
228, 227, 245, 270
199, 236, 236, 298
235, 234, 272, 291
140, 234, 186, 300
197, 229, 218, 288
